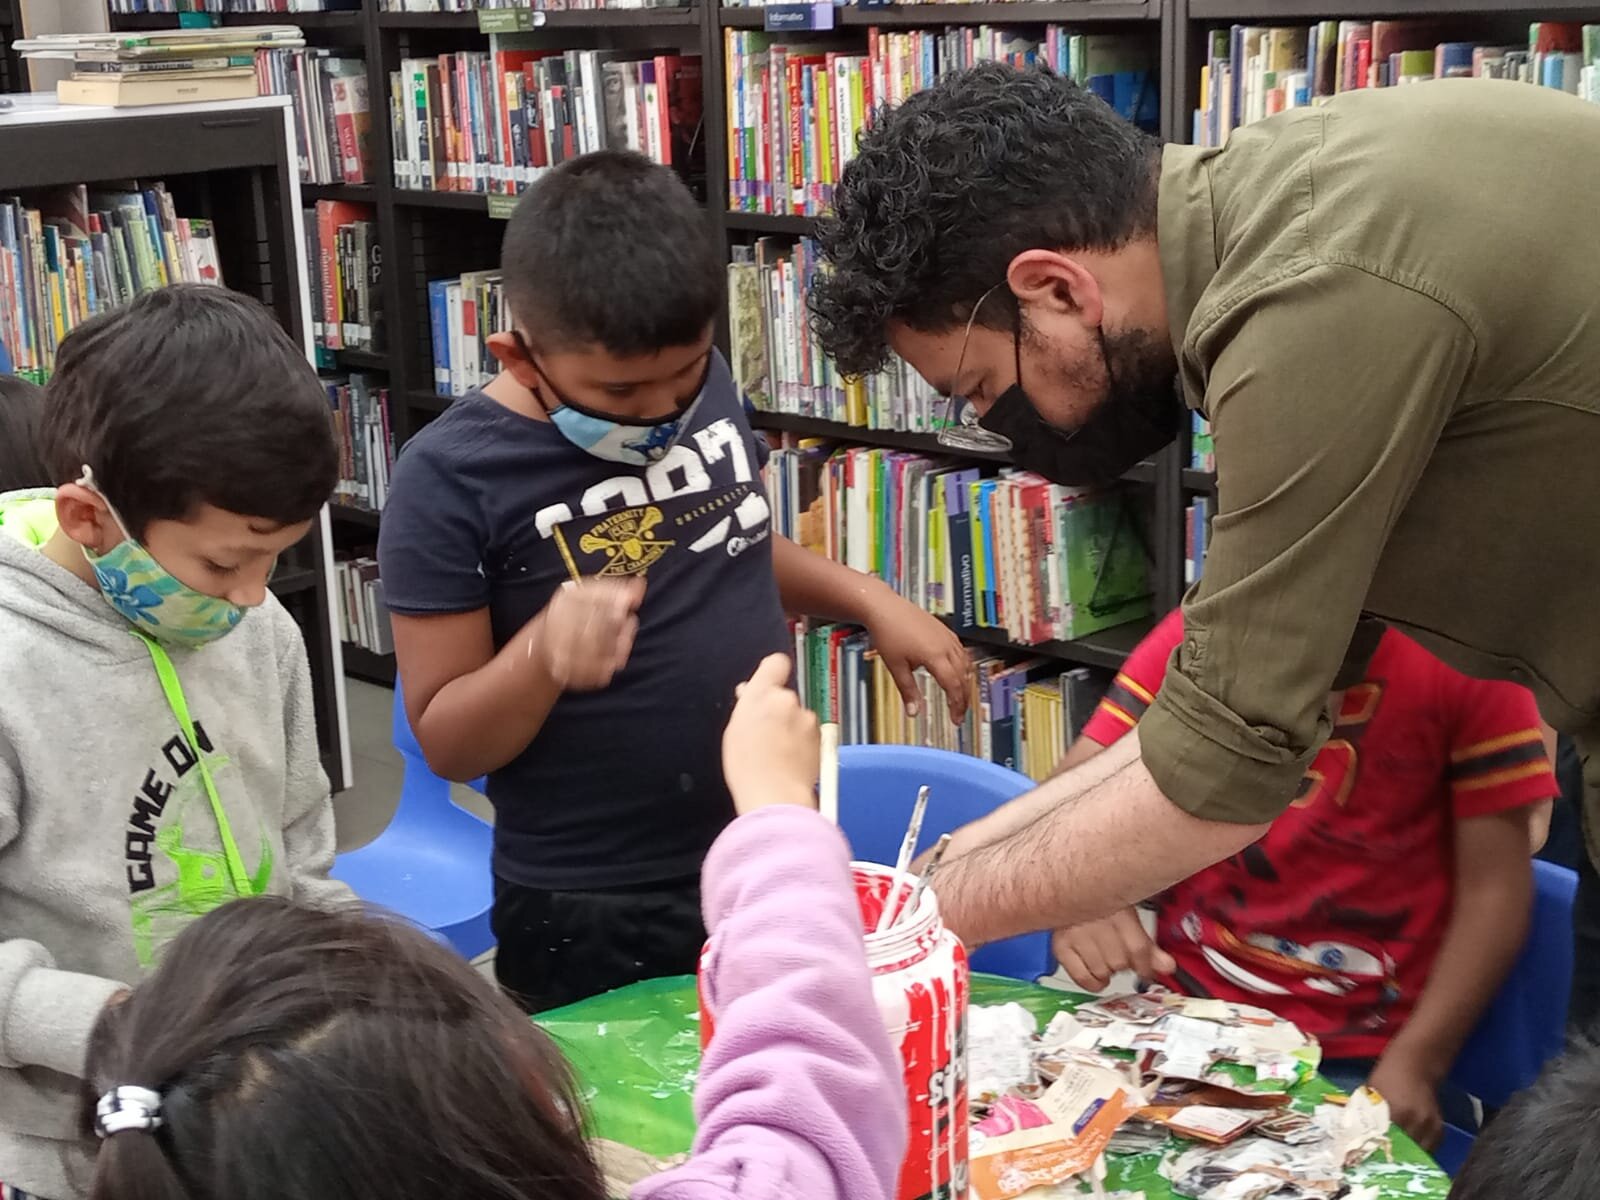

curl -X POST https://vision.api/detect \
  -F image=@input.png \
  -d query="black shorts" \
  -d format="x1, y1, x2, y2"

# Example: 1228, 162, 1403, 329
491, 873, 706, 1014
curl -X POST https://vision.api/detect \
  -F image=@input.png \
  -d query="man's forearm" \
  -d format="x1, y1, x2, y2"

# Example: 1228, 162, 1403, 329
942, 734, 1137, 862
771, 533, 890, 622
935, 731, 1271, 946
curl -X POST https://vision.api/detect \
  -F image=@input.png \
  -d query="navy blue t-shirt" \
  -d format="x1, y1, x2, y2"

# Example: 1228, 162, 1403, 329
377, 351, 788, 889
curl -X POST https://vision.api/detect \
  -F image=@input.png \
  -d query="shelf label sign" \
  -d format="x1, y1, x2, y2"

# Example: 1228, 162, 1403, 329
478, 8, 548, 33
764, 2, 836, 31
486, 194, 521, 221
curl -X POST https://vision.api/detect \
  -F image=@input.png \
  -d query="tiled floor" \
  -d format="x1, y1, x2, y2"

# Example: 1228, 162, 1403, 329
334, 678, 497, 971
333, 678, 492, 853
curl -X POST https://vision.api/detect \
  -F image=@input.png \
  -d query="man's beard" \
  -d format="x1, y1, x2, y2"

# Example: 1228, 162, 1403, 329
1101, 324, 1180, 419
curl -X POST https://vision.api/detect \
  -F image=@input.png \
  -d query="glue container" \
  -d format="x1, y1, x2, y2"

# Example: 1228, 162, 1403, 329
698, 861, 971, 1200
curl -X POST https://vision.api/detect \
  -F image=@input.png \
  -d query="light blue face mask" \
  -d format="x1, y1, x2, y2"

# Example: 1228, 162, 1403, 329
517, 332, 709, 467
77, 467, 246, 650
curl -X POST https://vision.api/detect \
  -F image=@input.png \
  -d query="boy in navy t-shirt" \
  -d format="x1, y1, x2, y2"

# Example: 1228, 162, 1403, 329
378, 151, 969, 1013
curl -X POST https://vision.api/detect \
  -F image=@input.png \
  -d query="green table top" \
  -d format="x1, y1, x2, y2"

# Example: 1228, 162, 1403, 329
538, 975, 1451, 1199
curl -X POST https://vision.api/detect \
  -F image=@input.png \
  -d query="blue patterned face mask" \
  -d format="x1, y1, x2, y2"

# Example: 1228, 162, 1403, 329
514, 331, 709, 467
77, 467, 245, 649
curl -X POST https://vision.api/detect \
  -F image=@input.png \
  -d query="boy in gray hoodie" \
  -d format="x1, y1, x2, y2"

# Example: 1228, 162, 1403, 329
0, 285, 353, 1199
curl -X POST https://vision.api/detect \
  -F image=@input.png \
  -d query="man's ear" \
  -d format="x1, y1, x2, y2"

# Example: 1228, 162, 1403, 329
54, 482, 119, 554
487, 330, 542, 389
1005, 250, 1104, 329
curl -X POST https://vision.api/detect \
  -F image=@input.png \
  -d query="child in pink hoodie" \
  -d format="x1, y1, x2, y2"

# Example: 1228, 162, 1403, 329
79, 653, 907, 1200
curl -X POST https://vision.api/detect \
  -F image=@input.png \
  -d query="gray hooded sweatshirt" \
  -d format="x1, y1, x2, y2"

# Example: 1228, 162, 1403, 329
0, 490, 351, 1197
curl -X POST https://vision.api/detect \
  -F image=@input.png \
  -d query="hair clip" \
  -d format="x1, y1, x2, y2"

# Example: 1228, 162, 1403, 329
96, 1085, 164, 1137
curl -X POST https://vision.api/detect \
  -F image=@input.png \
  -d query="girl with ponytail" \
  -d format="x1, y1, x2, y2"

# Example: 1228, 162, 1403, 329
83, 654, 906, 1200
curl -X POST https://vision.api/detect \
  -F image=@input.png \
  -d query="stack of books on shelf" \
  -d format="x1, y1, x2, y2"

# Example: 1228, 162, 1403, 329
725, 28, 1155, 217
19, 25, 303, 107
306, 199, 382, 356
1189, 412, 1214, 473
792, 619, 1108, 779
109, 2, 359, 12
334, 554, 395, 657
391, 51, 704, 197
1185, 497, 1209, 585
729, 237, 943, 432
257, 49, 372, 185
1195, 21, 1600, 143
428, 270, 509, 397
379, 0, 688, 10
765, 440, 1154, 647
326, 373, 395, 512
0, 184, 222, 384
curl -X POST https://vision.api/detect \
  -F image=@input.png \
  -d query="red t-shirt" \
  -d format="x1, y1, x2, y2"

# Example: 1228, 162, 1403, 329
1083, 609, 1557, 1058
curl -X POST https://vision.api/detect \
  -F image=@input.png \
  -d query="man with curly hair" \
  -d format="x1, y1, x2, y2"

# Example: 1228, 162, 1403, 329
812, 64, 1600, 1034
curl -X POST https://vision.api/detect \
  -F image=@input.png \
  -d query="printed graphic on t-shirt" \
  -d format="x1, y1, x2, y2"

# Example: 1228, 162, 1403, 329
1164, 680, 1402, 1037
549, 483, 771, 581
122, 720, 271, 967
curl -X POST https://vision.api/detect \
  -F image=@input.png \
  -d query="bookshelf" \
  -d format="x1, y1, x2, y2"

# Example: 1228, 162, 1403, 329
0, 93, 352, 788
0, 0, 24, 93
90, 0, 1205, 709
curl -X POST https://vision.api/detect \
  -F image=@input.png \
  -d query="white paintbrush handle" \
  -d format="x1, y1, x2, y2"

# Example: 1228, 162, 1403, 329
819, 723, 840, 825
877, 785, 931, 933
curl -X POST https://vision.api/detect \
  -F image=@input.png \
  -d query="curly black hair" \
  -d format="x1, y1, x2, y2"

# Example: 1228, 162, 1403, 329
810, 64, 1161, 377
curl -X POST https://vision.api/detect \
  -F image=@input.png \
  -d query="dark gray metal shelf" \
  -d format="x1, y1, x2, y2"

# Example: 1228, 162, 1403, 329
377, 6, 699, 27
720, 1, 1155, 26
750, 410, 1160, 484
726, 211, 816, 234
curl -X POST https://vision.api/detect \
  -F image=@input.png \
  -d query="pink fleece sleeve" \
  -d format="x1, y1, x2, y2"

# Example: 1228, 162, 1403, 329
633, 806, 907, 1200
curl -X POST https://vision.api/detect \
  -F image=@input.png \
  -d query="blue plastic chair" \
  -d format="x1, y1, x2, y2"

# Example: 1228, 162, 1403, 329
1433, 859, 1578, 1175
331, 684, 495, 959
837, 744, 1055, 981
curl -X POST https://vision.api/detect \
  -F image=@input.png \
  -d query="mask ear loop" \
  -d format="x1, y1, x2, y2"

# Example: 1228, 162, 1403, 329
76, 465, 138, 547
511, 330, 559, 417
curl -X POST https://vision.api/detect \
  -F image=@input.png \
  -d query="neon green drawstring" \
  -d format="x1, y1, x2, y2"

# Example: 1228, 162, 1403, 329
136, 631, 256, 898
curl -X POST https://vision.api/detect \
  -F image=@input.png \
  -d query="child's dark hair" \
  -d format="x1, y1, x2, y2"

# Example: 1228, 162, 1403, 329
501, 149, 722, 356
1451, 1043, 1600, 1200
85, 896, 608, 1200
38, 285, 337, 539
0, 374, 50, 491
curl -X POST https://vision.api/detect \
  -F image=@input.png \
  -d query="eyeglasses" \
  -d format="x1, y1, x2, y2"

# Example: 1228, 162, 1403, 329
935, 284, 1015, 455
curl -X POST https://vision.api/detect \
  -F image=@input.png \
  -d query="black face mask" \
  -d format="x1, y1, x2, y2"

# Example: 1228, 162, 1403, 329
978, 327, 1183, 488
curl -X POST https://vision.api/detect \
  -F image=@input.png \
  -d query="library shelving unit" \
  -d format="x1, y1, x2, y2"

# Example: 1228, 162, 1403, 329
101, 0, 1220, 693
0, 94, 352, 789
1, 0, 25, 93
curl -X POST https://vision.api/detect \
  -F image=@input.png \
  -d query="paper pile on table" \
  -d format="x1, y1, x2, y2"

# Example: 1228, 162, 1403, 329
965, 992, 1390, 1200
1162, 1089, 1392, 1199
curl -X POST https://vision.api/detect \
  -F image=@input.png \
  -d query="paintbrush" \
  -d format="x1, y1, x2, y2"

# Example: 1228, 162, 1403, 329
893, 833, 952, 930
819, 723, 840, 825
876, 785, 931, 933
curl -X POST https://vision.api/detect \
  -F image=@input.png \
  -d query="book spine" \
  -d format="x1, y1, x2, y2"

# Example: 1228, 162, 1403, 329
428, 277, 453, 396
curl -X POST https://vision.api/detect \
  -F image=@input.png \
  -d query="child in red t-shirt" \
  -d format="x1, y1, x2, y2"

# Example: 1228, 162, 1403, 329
1053, 608, 1556, 1150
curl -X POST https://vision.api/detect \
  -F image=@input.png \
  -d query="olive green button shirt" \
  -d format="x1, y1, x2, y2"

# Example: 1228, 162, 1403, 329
1144, 78, 1600, 860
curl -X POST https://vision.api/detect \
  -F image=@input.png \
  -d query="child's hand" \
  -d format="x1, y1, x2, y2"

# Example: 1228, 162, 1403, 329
535, 577, 645, 691
862, 592, 970, 723
1367, 1052, 1444, 1151
1050, 908, 1175, 993
723, 653, 820, 815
